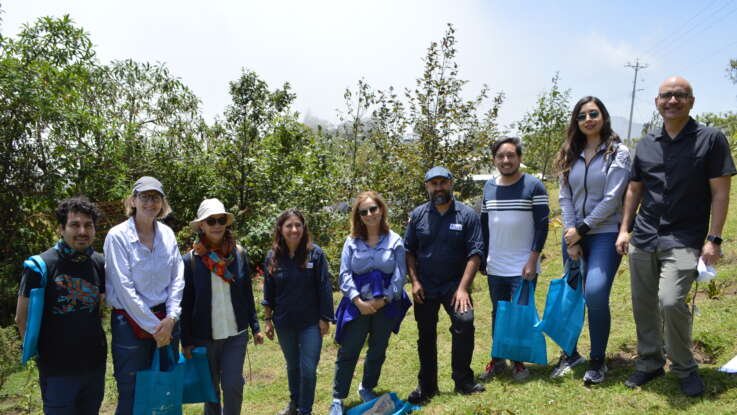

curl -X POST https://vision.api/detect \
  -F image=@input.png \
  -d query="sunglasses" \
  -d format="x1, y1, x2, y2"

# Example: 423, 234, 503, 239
658, 91, 691, 101
358, 206, 380, 217
576, 110, 600, 121
137, 193, 162, 203
205, 216, 228, 226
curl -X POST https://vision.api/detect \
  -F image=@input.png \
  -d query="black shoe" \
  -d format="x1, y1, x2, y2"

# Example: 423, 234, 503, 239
454, 382, 486, 395
624, 368, 665, 388
680, 371, 704, 397
277, 401, 297, 415
407, 385, 437, 405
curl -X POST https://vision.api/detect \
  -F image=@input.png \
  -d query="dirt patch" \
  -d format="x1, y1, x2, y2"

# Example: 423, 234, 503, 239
611, 341, 717, 366
691, 340, 717, 364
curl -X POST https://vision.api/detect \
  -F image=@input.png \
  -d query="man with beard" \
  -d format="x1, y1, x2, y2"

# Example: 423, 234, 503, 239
616, 76, 735, 397
15, 197, 107, 414
404, 166, 485, 405
478, 137, 549, 382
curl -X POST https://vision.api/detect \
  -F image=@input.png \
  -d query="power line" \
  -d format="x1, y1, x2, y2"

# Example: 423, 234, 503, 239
626, 59, 647, 146
643, 0, 723, 56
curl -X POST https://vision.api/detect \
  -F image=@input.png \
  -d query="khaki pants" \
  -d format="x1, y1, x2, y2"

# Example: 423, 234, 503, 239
628, 245, 698, 378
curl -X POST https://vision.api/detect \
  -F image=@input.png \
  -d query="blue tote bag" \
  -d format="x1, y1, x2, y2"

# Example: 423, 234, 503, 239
491, 280, 547, 365
535, 260, 585, 356
133, 347, 184, 415
21, 255, 47, 365
345, 392, 421, 415
179, 346, 218, 404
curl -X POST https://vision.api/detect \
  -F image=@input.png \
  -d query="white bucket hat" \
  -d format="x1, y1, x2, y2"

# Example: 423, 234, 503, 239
190, 198, 235, 231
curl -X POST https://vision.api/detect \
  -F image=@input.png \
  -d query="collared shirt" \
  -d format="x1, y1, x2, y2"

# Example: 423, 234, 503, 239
104, 217, 185, 333
339, 230, 407, 302
631, 118, 736, 251
404, 199, 483, 298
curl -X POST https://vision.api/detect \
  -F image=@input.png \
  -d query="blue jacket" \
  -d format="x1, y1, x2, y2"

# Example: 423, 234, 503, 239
181, 246, 260, 346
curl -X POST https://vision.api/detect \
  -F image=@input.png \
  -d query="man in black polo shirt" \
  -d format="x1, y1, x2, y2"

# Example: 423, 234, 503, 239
615, 76, 736, 397
404, 166, 485, 404
15, 197, 107, 414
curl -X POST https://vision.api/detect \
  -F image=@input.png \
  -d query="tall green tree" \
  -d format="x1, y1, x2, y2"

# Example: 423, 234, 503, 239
516, 72, 570, 180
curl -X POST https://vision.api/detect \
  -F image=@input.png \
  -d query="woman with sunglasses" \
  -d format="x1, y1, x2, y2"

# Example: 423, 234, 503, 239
262, 209, 334, 415
551, 97, 631, 384
180, 199, 263, 415
328, 191, 411, 415
104, 176, 185, 414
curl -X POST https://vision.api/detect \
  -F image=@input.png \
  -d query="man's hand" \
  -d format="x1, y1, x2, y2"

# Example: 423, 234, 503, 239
264, 320, 275, 340
451, 288, 472, 313
411, 281, 425, 304
701, 241, 722, 266
318, 319, 330, 337
521, 257, 537, 281
564, 227, 582, 247
354, 298, 377, 315
253, 331, 265, 345
566, 244, 583, 262
615, 231, 630, 255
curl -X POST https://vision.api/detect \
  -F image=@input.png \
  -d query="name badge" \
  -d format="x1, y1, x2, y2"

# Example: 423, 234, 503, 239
449, 223, 463, 231
306, 262, 314, 269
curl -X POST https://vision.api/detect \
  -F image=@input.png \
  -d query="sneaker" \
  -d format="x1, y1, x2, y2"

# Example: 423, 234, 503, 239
512, 362, 530, 381
454, 382, 485, 395
357, 383, 377, 403
550, 352, 586, 379
277, 401, 297, 415
328, 400, 343, 415
679, 371, 704, 397
407, 385, 437, 405
479, 359, 507, 381
624, 368, 665, 388
583, 363, 608, 385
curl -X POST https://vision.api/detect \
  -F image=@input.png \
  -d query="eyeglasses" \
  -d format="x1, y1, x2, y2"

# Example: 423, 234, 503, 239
576, 110, 600, 121
358, 206, 380, 217
658, 91, 691, 101
205, 216, 228, 226
137, 193, 162, 203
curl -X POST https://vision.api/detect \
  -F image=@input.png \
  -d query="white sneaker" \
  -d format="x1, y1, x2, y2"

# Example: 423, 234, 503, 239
550, 353, 586, 379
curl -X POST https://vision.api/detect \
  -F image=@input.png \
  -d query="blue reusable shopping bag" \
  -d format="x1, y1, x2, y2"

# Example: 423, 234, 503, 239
21, 255, 47, 365
133, 347, 184, 415
179, 346, 218, 404
345, 392, 421, 415
491, 280, 547, 365
535, 260, 585, 356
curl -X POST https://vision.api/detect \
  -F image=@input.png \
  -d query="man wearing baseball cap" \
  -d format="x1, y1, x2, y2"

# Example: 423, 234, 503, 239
404, 166, 485, 404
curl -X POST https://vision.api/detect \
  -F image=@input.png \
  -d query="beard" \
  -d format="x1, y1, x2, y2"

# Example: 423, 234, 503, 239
430, 190, 452, 205
498, 164, 520, 177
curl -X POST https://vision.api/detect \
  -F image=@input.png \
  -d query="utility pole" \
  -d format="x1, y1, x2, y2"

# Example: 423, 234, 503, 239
625, 59, 647, 148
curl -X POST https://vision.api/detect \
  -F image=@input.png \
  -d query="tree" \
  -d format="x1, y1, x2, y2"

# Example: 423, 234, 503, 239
728, 59, 737, 85
516, 72, 570, 180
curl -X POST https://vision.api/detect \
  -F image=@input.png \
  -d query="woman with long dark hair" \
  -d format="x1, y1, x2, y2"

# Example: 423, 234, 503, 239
329, 191, 410, 415
181, 198, 263, 415
550, 97, 631, 384
262, 209, 334, 415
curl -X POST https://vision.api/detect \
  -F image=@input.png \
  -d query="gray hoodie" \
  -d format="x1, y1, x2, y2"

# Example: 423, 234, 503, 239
559, 143, 631, 235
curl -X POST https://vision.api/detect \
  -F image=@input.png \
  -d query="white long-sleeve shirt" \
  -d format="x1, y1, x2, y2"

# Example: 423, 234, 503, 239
104, 217, 184, 334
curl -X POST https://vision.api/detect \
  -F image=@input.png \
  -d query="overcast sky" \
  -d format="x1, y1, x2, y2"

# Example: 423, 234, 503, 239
3, 0, 737, 134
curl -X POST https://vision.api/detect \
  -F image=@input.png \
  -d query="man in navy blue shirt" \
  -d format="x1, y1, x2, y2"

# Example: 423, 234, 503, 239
404, 166, 485, 404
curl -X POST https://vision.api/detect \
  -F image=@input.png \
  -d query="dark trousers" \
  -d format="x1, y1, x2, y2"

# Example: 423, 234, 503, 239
205, 331, 248, 415
38, 365, 105, 415
414, 292, 475, 390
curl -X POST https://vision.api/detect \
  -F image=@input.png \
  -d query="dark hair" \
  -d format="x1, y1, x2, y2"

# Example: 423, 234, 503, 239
351, 191, 390, 240
555, 96, 620, 182
268, 209, 313, 274
55, 196, 100, 228
492, 137, 523, 157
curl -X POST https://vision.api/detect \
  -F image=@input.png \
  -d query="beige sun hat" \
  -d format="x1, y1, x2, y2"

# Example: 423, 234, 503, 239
189, 198, 235, 231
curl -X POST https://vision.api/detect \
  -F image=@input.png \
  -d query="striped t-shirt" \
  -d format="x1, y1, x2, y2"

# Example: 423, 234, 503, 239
481, 173, 549, 277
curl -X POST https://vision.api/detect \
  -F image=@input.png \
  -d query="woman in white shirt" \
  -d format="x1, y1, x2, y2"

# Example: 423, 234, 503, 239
104, 176, 184, 415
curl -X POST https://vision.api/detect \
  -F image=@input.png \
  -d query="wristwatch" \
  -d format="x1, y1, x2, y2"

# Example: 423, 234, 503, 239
706, 235, 723, 245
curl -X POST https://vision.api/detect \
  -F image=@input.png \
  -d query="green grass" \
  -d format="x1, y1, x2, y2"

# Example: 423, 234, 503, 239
2, 179, 737, 414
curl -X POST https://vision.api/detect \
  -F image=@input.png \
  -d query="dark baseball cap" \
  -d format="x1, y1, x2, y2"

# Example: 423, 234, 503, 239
424, 166, 453, 182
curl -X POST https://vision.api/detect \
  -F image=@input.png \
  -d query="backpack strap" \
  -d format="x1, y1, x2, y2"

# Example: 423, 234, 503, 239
23, 255, 48, 287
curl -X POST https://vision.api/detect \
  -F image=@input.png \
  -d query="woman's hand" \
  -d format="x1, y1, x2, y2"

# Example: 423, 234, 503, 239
181, 345, 194, 359
567, 244, 583, 261
367, 298, 387, 311
564, 227, 582, 247
253, 331, 265, 345
264, 320, 275, 341
319, 319, 330, 337
153, 317, 175, 347
354, 298, 377, 315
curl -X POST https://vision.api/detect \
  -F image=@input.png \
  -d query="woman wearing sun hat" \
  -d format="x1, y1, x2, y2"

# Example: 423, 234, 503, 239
181, 198, 263, 415
104, 176, 185, 415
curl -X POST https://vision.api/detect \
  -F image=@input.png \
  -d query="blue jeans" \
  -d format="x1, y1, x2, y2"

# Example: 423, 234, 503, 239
38, 365, 105, 415
332, 311, 394, 399
205, 331, 248, 415
562, 232, 622, 361
111, 313, 180, 415
487, 275, 534, 360
276, 324, 322, 414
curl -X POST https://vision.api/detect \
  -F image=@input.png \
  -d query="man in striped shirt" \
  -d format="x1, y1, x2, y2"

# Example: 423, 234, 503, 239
479, 137, 550, 382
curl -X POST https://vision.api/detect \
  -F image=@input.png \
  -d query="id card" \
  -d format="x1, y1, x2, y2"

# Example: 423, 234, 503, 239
449, 223, 463, 231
